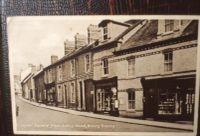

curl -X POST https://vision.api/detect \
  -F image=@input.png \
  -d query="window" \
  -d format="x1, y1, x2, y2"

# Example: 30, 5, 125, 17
103, 27, 108, 40
58, 65, 62, 81
128, 91, 135, 109
165, 20, 174, 32
57, 86, 63, 102
128, 58, 135, 76
102, 58, 109, 75
70, 83, 75, 103
85, 54, 90, 73
71, 60, 75, 77
48, 69, 52, 83
164, 51, 173, 72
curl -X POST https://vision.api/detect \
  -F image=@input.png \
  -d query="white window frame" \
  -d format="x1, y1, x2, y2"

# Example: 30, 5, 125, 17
164, 51, 173, 72
70, 82, 75, 103
103, 26, 108, 40
85, 54, 90, 73
127, 58, 135, 77
57, 86, 63, 102
58, 65, 62, 81
70, 60, 75, 77
165, 20, 174, 32
127, 91, 135, 110
102, 58, 109, 76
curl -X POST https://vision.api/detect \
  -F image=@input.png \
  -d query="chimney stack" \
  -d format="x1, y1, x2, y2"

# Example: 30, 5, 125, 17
51, 55, 58, 64
87, 24, 102, 44
28, 64, 36, 73
64, 40, 75, 55
74, 33, 87, 49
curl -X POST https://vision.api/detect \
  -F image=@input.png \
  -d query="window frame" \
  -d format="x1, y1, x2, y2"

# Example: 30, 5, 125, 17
164, 51, 173, 72
103, 26, 108, 40
127, 58, 135, 77
102, 58, 109, 76
70, 59, 75, 77
165, 20, 174, 32
57, 86, 63, 102
127, 91, 136, 110
70, 82, 75, 103
85, 54, 90, 73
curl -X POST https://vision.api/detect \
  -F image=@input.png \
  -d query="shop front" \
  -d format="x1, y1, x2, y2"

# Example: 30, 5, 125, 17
44, 82, 57, 106
94, 76, 119, 116
142, 75, 195, 121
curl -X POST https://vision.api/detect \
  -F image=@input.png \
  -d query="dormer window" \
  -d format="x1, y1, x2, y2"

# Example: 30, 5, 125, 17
103, 27, 108, 40
165, 20, 174, 32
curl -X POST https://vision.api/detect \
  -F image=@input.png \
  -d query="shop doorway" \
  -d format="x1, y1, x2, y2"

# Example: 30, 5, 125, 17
144, 88, 158, 118
96, 88, 112, 113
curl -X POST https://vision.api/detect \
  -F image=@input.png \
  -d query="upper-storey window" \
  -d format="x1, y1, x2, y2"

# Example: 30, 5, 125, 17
127, 58, 135, 76
165, 20, 174, 32
85, 54, 90, 73
102, 58, 109, 76
71, 60, 75, 77
164, 51, 173, 72
58, 65, 62, 81
103, 27, 108, 40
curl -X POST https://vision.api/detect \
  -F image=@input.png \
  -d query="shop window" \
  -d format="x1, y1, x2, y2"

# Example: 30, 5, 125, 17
71, 60, 75, 77
103, 26, 108, 40
165, 20, 174, 32
164, 51, 173, 72
158, 89, 195, 115
158, 92, 179, 115
85, 54, 90, 73
96, 89, 111, 112
102, 58, 109, 76
70, 83, 75, 103
128, 91, 135, 109
127, 58, 135, 76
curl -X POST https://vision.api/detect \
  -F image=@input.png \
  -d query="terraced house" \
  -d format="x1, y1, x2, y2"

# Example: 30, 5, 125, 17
43, 55, 58, 106
92, 19, 145, 116
113, 20, 198, 120
32, 19, 197, 122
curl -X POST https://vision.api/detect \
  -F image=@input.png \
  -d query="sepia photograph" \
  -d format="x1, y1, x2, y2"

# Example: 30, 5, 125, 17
7, 16, 199, 135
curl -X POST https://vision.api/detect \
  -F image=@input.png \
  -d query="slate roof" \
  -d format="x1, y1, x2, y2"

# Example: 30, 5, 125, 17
92, 20, 143, 51
44, 42, 94, 69
98, 19, 131, 27
116, 20, 198, 52
21, 73, 33, 84
33, 69, 44, 78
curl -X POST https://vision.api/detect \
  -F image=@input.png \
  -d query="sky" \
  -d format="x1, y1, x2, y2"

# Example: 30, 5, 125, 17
7, 16, 133, 75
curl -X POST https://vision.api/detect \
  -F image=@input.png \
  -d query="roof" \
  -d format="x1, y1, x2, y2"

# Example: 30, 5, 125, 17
44, 42, 94, 70
93, 20, 143, 51
33, 69, 44, 79
21, 73, 33, 84
116, 20, 198, 52
98, 19, 130, 27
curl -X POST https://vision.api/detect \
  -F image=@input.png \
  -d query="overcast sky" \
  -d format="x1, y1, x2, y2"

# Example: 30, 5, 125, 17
7, 16, 133, 75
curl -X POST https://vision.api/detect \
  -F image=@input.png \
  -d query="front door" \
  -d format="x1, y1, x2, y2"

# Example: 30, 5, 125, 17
144, 88, 158, 118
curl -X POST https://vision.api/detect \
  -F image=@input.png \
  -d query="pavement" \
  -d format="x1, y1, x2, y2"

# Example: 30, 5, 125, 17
19, 97, 193, 131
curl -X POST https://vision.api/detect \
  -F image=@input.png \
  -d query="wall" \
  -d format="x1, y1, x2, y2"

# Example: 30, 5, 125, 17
107, 22, 128, 40
112, 39, 197, 117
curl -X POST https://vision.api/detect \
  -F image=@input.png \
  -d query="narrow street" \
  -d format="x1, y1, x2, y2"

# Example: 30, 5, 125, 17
16, 96, 189, 132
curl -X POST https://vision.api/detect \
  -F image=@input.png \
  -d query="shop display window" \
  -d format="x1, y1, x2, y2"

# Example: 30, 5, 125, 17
158, 91, 182, 115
